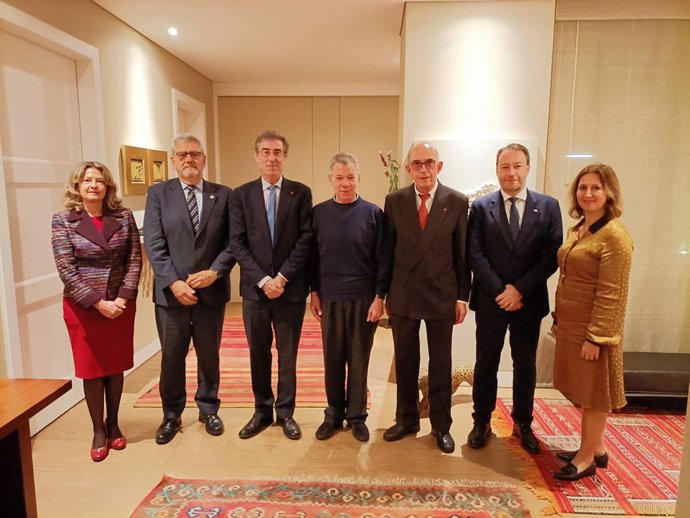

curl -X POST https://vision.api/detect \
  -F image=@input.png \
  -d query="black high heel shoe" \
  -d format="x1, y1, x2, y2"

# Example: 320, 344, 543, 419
556, 450, 609, 468
554, 461, 596, 481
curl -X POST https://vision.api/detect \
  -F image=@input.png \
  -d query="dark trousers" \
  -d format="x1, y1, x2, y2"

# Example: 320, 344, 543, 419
155, 303, 225, 418
390, 315, 454, 433
242, 298, 305, 420
472, 310, 542, 426
321, 298, 377, 425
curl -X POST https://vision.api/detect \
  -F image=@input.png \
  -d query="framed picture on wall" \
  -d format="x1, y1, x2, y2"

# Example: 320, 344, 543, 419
120, 145, 148, 195
147, 149, 168, 184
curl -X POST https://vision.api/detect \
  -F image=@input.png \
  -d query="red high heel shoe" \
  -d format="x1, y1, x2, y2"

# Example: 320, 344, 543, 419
108, 436, 127, 450
90, 444, 109, 462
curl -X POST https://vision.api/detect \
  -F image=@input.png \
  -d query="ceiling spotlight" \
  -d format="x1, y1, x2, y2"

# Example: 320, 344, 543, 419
168, 27, 178, 37
565, 153, 593, 159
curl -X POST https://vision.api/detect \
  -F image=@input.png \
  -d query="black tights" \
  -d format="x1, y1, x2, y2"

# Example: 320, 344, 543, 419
83, 373, 124, 448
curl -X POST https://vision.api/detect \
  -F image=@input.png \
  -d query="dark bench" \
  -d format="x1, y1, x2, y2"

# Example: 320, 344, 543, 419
623, 352, 690, 408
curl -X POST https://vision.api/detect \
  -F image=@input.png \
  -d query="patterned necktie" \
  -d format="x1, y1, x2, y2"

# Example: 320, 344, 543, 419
185, 185, 199, 234
419, 193, 430, 230
509, 197, 520, 241
267, 184, 278, 245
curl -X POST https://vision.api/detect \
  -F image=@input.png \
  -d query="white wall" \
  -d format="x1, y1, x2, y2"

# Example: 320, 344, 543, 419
400, 0, 556, 380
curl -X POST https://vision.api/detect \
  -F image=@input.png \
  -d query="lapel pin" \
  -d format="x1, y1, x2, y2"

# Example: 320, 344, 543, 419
443, 207, 448, 212
290, 191, 295, 195
533, 208, 538, 212
210, 195, 215, 199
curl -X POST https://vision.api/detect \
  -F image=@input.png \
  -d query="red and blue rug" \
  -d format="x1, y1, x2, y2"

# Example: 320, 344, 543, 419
130, 475, 532, 517
494, 398, 684, 515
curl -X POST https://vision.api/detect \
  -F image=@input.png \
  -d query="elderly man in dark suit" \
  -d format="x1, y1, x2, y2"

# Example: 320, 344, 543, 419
383, 141, 471, 454
230, 130, 312, 440
467, 143, 562, 454
144, 133, 235, 445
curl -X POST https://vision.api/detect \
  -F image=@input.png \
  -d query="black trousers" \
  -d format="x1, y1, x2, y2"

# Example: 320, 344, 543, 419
390, 315, 454, 433
472, 310, 542, 426
242, 298, 305, 420
155, 303, 225, 418
320, 298, 377, 425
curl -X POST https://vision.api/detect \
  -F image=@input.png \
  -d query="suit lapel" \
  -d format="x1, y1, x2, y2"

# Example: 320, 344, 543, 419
517, 190, 538, 248
251, 179, 272, 244
275, 177, 295, 241
101, 212, 124, 244
408, 183, 450, 270
69, 210, 110, 250
197, 181, 217, 236
489, 191, 514, 248
170, 180, 195, 236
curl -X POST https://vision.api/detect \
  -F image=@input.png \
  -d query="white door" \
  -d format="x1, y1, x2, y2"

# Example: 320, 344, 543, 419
0, 28, 85, 431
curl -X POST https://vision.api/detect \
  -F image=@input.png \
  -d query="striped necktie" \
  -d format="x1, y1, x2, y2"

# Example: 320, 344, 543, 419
185, 185, 200, 234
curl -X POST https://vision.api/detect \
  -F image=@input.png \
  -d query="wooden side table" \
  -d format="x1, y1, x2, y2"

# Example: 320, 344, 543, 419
0, 378, 71, 518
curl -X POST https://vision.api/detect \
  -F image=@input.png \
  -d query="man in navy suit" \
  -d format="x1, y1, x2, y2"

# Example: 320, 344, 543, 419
144, 133, 235, 445
230, 130, 312, 440
467, 143, 562, 453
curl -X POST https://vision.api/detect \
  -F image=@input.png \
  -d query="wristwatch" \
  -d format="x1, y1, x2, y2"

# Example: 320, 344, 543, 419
210, 268, 221, 278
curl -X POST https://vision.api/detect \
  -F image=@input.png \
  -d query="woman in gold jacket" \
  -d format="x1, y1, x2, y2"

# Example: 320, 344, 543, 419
551, 163, 633, 481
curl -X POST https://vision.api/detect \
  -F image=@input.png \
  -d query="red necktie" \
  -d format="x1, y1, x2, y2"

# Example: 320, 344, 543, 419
419, 193, 430, 230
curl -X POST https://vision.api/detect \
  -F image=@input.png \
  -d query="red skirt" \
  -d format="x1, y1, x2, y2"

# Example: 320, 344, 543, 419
63, 297, 135, 379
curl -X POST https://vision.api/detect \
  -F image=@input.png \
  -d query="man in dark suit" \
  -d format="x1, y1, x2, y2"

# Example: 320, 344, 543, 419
144, 133, 235, 445
230, 130, 312, 440
467, 143, 562, 453
383, 142, 471, 454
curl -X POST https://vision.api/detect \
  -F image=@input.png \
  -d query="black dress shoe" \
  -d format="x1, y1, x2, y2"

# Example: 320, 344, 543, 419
238, 413, 274, 439
198, 412, 224, 436
383, 423, 420, 442
467, 423, 491, 449
315, 421, 342, 440
554, 461, 597, 481
155, 416, 182, 445
277, 417, 302, 440
557, 450, 609, 468
350, 422, 370, 442
431, 429, 455, 453
513, 423, 541, 454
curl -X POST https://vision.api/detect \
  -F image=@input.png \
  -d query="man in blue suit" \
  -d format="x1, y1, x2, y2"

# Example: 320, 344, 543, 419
144, 133, 235, 445
230, 130, 312, 441
467, 143, 562, 453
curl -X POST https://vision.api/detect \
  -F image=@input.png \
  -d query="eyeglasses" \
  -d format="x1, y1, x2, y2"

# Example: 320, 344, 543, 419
175, 151, 204, 160
258, 149, 285, 158
409, 159, 437, 171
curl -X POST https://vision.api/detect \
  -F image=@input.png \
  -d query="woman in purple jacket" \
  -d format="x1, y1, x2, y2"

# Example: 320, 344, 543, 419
52, 161, 141, 462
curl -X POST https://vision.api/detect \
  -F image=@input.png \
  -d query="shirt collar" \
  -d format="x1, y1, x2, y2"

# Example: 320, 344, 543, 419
180, 178, 203, 192
262, 176, 283, 190
414, 180, 439, 199
501, 188, 527, 202
332, 193, 360, 204
589, 215, 610, 233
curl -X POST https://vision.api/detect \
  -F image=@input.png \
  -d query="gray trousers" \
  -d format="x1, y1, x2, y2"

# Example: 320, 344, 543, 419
321, 297, 377, 424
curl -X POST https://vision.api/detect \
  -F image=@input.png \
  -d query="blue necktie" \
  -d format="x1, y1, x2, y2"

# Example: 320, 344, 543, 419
267, 184, 278, 245
509, 197, 520, 242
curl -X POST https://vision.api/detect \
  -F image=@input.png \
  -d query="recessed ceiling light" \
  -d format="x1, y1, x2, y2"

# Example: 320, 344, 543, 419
168, 27, 178, 37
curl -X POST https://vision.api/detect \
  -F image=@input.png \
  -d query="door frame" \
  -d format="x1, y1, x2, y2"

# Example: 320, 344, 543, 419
0, 3, 105, 384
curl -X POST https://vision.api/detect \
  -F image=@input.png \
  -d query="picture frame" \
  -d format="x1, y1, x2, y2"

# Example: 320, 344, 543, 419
147, 149, 168, 184
120, 145, 149, 195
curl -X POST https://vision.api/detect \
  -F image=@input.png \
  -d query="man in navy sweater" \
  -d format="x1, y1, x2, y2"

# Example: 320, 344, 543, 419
309, 152, 391, 442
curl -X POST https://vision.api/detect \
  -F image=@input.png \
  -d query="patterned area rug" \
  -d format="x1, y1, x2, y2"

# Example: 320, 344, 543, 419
134, 316, 327, 407
494, 398, 684, 516
129, 475, 532, 517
